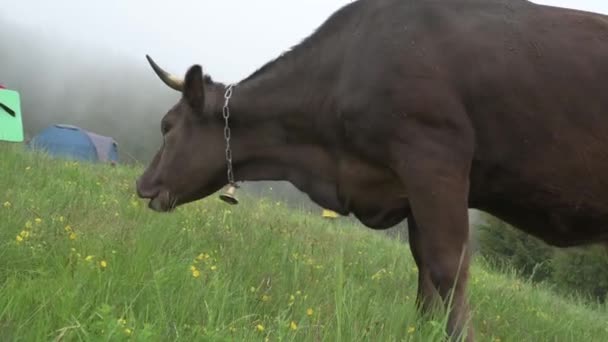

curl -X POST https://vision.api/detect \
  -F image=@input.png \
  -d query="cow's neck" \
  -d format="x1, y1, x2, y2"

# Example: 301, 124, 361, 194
213, 48, 344, 208
231, 141, 343, 211
229, 52, 337, 127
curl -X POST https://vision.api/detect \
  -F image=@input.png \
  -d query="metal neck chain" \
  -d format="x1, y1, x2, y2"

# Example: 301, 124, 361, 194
222, 84, 237, 187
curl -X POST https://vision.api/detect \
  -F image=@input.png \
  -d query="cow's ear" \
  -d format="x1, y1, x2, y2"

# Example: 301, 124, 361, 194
183, 65, 205, 111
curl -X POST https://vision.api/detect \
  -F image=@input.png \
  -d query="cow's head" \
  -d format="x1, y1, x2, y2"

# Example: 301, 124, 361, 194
136, 55, 231, 212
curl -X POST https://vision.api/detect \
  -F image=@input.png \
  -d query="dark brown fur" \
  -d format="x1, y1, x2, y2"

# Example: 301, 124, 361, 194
136, 0, 608, 340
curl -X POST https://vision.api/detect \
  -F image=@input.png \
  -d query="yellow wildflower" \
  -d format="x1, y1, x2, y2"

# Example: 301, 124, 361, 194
64, 225, 72, 232
407, 326, 416, 334
100, 260, 107, 268
35, 218, 42, 224
16, 235, 23, 243
19, 230, 30, 238
210, 265, 217, 271
256, 324, 265, 332
371, 269, 387, 281
196, 253, 210, 261
124, 328, 132, 336
25, 221, 33, 229
3, 201, 11, 208
306, 308, 314, 316
59, 216, 65, 222
118, 318, 127, 326
191, 266, 201, 278
25, 166, 31, 171
289, 321, 298, 330
261, 295, 271, 302
85, 255, 94, 262
69, 232, 77, 240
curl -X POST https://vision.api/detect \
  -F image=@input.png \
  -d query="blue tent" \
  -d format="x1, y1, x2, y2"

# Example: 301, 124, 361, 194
27, 124, 119, 163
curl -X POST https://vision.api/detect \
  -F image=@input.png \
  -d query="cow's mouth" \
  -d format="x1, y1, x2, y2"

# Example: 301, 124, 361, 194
148, 190, 177, 213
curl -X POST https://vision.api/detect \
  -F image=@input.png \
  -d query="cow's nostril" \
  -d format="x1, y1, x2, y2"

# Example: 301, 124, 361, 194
136, 178, 159, 199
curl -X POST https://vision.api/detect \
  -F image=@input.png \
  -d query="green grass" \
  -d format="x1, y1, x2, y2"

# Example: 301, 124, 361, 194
1, 143, 608, 341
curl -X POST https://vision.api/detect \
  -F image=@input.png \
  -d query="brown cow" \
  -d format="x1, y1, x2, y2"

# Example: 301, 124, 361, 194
136, 0, 608, 340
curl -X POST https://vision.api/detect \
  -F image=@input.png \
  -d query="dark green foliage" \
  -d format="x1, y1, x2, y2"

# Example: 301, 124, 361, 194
476, 213, 553, 282
476, 212, 608, 303
551, 246, 608, 303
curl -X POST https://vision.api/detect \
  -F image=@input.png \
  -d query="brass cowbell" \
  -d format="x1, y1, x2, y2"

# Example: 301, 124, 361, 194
219, 184, 239, 205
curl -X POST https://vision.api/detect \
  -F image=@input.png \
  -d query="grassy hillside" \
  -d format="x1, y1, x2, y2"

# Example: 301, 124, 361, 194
1, 143, 608, 341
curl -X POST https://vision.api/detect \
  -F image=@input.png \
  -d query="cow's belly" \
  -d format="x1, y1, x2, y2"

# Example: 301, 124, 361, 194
471, 153, 608, 247
477, 198, 608, 247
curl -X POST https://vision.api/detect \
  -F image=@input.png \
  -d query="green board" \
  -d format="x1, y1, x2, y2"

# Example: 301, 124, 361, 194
0, 89, 24, 142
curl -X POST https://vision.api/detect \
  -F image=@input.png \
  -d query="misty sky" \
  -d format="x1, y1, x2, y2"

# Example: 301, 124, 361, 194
5, 0, 608, 84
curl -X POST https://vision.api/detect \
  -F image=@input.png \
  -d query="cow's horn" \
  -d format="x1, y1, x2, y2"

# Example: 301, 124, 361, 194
145, 55, 184, 91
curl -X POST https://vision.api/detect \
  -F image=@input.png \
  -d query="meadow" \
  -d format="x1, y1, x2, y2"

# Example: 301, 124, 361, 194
2, 143, 608, 341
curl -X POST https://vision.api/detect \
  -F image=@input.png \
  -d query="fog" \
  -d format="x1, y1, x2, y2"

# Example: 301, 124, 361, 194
4, 0, 606, 85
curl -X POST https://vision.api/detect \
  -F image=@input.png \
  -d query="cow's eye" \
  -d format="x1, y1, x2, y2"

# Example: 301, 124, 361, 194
161, 122, 172, 135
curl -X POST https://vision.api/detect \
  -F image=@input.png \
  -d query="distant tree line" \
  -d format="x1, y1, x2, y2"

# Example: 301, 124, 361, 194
476, 213, 608, 303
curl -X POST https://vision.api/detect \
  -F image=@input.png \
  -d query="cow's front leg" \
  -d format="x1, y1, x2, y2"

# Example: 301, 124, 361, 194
402, 157, 473, 341
407, 215, 439, 312
392, 106, 475, 341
